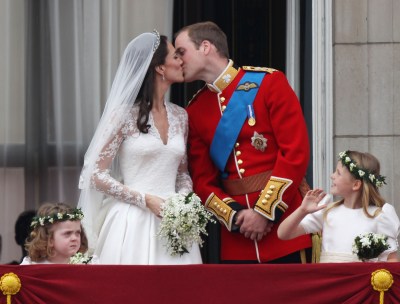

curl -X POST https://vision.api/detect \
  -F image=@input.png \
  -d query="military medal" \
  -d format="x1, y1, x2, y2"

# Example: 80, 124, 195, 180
248, 117, 255, 126
247, 105, 256, 126
251, 131, 267, 152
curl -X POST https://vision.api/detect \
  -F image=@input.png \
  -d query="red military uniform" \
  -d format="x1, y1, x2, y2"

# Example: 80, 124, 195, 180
186, 60, 312, 262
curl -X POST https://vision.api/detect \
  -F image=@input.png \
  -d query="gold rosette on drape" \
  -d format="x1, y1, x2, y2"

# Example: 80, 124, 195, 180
1, 272, 21, 304
371, 269, 393, 304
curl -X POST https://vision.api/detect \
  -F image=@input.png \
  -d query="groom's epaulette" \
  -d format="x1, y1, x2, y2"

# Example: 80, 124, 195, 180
242, 66, 278, 74
187, 85, 207, 106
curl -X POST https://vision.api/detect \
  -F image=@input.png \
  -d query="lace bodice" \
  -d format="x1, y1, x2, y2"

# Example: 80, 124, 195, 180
90, 101, 192, 207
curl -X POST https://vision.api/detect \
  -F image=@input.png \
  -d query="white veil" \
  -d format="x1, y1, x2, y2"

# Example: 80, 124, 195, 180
78, 31, 160, 251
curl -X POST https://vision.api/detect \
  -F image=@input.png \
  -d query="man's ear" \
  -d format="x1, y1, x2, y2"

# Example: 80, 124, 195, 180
201, 40, 212, 55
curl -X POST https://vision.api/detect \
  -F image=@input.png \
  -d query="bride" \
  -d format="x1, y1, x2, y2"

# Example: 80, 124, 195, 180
78, 31, 202, 264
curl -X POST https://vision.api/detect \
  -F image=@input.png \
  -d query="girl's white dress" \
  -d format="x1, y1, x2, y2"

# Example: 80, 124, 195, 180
300, 203, 400, 262
90, 102, 202, 264
20, 256, 99, 264
20, 257, 52, 265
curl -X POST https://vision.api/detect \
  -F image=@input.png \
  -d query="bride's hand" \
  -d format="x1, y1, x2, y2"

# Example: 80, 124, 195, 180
145, 194, 164, 217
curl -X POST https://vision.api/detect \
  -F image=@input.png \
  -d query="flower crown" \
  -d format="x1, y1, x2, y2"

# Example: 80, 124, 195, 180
338, 151, 386, 188
30, 208, 84, 229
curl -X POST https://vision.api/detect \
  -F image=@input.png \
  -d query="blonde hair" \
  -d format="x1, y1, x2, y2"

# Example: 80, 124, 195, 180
324, 150, 386, 220
25, 202, 88, 262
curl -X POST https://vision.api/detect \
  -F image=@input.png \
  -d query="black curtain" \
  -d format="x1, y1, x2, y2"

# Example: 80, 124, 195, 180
171, 0, 286, 108
300, 0, 313, 188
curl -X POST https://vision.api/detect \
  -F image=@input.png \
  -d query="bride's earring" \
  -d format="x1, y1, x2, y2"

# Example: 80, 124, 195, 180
162, 74, 165, 81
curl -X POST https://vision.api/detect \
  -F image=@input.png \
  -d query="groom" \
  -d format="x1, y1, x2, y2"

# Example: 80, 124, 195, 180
175, 21, 312, 263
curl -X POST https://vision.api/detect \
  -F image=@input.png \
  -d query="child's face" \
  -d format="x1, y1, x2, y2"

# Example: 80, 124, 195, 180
49, 220, 81, 263
330, 162, 357, 197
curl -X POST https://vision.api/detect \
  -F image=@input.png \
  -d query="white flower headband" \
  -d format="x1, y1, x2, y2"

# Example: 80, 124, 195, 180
338, 150, 386, 188
30, 208, 84, 229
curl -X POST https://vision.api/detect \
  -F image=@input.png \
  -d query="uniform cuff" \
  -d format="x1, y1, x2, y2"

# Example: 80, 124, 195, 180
254, 176, 292, 222
205, 193, 239, 231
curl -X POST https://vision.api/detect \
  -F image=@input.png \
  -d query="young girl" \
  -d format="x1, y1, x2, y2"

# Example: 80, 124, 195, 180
21, 202, 93, 264
278, 150, 400, 262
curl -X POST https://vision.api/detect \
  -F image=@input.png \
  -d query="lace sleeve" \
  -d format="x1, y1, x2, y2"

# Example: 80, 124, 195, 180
90, 127, 146, 208
176, 153, 193, 195
175, 109, 193, 195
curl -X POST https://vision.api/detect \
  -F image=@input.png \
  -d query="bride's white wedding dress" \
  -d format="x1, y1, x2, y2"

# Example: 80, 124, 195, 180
91, 101, 202, 264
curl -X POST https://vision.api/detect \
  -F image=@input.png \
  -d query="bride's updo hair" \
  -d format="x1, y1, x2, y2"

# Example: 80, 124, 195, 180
136, 35, 168, 133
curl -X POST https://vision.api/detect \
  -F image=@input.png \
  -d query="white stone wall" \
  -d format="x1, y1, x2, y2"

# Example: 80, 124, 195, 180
333, 0, 400, 213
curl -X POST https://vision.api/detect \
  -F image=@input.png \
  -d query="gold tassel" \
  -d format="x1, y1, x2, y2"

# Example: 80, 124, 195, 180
311, 232, 322, 263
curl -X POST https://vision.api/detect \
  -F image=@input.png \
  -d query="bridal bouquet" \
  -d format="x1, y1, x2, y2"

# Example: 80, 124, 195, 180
157, 192, 215, 256
352, 232, 390, 262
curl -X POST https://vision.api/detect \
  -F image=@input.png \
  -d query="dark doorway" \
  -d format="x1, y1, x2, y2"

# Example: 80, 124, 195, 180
172, 0, 287, 107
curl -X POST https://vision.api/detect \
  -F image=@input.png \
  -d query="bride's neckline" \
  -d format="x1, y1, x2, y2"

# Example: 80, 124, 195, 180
150, 101, 170, 145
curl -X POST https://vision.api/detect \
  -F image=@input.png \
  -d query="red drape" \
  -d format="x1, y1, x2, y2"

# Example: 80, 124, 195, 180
0, 263, 399, 304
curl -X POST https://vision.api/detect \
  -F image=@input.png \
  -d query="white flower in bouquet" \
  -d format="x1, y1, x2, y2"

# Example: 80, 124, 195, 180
352, 232, 390, 262
157, 192, 215, 256
69, 252, 93, 264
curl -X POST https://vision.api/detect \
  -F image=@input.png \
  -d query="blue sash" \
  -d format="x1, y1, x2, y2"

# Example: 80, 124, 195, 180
210, 72, 265, 173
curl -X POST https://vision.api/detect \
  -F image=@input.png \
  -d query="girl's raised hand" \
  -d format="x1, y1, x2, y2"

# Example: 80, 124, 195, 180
300, 189, 329, 214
